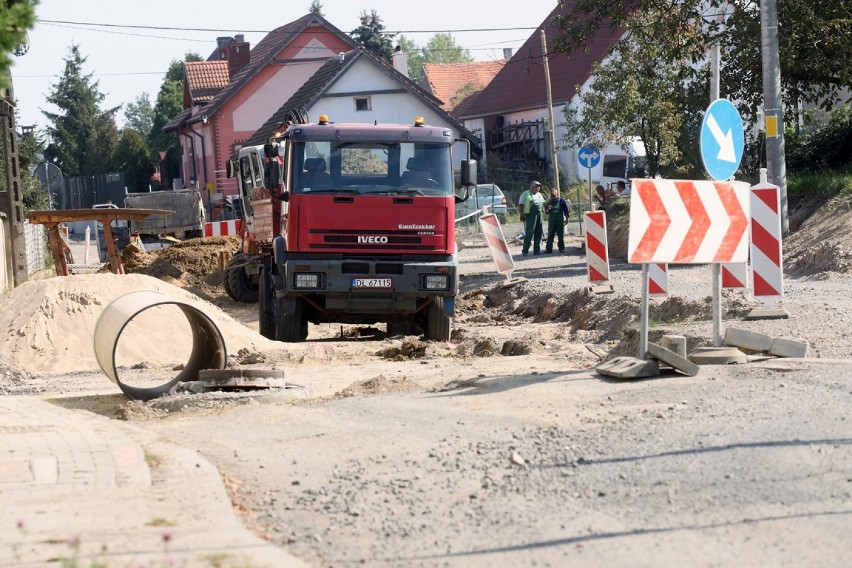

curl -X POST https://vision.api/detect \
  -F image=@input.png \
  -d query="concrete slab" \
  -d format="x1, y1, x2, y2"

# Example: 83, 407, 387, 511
745, 307, 790, 320
725, 327, 774, 353
589, 284, 615, 294
769, 337, 810, 358
688, 346, 748, 365
595, 356, 660, 379
660, 335, 687, 358
648, 342, 701, 376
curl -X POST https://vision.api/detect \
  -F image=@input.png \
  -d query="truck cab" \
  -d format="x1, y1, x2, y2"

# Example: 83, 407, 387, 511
229, 116, 476, 342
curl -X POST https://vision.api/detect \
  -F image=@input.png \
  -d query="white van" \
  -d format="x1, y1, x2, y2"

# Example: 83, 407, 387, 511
579, 137, 649, 191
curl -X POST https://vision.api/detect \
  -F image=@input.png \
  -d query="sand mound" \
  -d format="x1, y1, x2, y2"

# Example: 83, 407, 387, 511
0, 273, 279, 374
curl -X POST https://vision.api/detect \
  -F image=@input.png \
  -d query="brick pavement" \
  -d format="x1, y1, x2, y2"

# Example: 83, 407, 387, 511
0, 396, 306, 567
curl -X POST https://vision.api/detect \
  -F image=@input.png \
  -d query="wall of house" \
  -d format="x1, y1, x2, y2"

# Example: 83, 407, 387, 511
314, 58, 472, 169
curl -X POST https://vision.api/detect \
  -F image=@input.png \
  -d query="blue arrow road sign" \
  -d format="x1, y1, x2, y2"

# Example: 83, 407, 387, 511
578, 145, 600, 169
700, 99, 744, 181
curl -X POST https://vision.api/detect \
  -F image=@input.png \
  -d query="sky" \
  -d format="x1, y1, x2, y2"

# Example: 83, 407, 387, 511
10, 0, 559, 131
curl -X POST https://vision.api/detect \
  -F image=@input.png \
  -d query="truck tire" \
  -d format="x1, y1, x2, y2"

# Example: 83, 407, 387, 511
276, 297, 308, 342
225, 253, 259, 304
258, 262, 275, 339
423, 297, 452, 342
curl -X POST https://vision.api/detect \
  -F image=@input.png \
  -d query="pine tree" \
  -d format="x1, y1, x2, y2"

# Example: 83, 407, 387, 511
42, 45, 119, 176
351, 9, 395, 63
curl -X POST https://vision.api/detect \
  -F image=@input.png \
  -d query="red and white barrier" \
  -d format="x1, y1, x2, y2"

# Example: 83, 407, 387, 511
750, 177, 783, 305
721, 262, 748, 290
647, 263, 668, 296
478, 212, 515, 279
584, 211, 610, 284
204, 219, 242, 238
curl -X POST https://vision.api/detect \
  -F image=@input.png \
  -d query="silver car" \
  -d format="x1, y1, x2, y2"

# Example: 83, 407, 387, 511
456, 183, 508, 223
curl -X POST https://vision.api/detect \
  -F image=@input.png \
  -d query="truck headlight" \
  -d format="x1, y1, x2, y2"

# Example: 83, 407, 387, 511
294, 273, 321, 289
423, 274, 450, 290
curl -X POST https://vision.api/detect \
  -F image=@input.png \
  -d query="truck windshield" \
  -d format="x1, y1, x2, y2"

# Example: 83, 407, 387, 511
292, 141, 452, 196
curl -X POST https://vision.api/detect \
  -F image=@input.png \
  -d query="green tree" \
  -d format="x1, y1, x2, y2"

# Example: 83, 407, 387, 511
149, 52, 202, 186
422, 33, 473, 65
398, 33, 473, 83
113, 128, 154, 193
351, 9, 395, 63
309, 0, 324, 16
42, 45, 119, 176
561, 8, 707, 179
398, 36, 424, 81
123, 92, 154, 138
0, 0, 38, 91
552, 0, 852, 123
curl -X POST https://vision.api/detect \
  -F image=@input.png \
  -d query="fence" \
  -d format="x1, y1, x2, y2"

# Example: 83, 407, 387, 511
54, 173, 126, 210
24, 220, 47, 275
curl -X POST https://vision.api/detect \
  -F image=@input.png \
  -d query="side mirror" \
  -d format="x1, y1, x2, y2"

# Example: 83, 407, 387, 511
225, 159, 235, 179
460, 159, 477, 187
264, 160, 281, 191
279, 190, 290, 203
454, 187, 470, 204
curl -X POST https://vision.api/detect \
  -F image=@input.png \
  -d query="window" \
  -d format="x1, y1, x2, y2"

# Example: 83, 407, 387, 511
354, 96, 371, 111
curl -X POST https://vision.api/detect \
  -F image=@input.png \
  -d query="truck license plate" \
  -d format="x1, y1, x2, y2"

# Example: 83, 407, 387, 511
352, 278, 392, 288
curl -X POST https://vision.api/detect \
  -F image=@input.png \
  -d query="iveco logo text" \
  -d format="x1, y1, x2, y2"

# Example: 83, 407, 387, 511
399, 224, 435, 230
358, 235, 389, 244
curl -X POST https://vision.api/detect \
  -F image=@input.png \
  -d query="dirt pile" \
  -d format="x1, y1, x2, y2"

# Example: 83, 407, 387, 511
0, 273, 278, 375
122, 236, 241, 291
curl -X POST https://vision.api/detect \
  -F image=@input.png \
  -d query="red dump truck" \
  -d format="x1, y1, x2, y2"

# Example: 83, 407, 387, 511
225, 114, 475, 342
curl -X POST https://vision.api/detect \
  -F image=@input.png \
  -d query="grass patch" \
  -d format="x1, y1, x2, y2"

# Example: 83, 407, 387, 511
787, 167, 852, 198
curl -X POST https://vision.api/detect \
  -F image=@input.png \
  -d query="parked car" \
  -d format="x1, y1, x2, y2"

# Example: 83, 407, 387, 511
456, 183, 508, 223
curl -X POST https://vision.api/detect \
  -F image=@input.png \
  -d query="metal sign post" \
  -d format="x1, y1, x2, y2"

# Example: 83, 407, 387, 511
577, 145, 600, 214
700, 98, 746, 346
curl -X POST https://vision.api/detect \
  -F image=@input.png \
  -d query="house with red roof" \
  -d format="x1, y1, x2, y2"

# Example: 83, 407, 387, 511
164, 14, 360, 209
454, 2, 623, 186
164, 13, 478, 216
418, 59, 506, 117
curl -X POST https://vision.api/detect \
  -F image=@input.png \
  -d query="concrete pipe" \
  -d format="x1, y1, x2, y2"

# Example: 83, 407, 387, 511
94, 290, 227, 401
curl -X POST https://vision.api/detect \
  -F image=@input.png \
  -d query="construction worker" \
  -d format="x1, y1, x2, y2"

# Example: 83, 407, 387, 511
518, 181, 545, 256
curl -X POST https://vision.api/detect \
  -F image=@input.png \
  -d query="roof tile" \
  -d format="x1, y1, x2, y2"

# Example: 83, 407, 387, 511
421, 60, 506, 112
184, 61, 230, 103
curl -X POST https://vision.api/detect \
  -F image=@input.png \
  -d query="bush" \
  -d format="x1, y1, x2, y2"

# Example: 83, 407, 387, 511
786, 105, 852, 173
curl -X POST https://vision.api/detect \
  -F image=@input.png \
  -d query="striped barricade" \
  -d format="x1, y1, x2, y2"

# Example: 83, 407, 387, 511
584, 210, 612, 292
204, 219, 243, 238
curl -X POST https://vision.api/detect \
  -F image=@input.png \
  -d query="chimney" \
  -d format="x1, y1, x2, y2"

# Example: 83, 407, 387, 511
503, 48, 514, 60
392, 45, 409, 79
227, 37, 251, 78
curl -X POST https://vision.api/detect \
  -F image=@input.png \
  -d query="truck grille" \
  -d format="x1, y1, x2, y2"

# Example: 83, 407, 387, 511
308, 229, 433, 250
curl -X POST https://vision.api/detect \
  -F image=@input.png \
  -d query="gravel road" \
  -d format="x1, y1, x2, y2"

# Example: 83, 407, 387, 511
116, 230, 852, 567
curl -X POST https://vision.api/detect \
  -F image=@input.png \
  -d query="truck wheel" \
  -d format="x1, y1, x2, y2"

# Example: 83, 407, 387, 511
276, 297, 308, 342
225, 253, 259, 304
423, 297, 451, 342
258, 262, 275, 339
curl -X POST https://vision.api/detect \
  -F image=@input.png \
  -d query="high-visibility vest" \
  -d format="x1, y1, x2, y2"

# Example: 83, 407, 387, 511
520, 190, 545, 214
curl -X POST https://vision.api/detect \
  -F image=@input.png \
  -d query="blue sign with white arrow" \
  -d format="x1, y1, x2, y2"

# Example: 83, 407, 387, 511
700, 99, 744, 181
578, 145, 601, 169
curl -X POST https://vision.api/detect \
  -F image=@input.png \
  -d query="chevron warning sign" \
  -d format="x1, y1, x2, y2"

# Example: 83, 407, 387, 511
479, 212, 515, 277
628, 179, 750, 264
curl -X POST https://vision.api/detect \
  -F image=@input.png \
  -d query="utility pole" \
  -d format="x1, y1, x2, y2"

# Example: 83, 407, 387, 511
760, 0, 788, 236
2, 37, 30, 287
540, 30, 560, 194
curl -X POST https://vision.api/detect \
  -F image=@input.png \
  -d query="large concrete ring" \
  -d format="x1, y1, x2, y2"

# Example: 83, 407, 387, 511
94, 290, 227, 401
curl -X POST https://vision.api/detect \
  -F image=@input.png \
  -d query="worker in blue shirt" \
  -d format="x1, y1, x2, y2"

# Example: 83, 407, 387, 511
545, 187, 570, 254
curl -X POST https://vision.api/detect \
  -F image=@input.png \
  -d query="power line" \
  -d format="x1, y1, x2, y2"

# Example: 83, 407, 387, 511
39, 19, 540, 35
